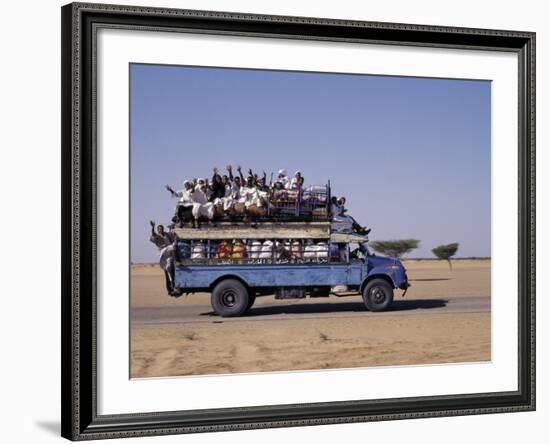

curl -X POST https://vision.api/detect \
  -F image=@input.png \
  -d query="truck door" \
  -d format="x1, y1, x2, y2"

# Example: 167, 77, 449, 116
330, 243, 361, 286
347, 242, 365, 286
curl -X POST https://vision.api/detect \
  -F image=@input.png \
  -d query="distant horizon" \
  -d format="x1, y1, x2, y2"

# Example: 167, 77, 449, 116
130, 64, 491, 263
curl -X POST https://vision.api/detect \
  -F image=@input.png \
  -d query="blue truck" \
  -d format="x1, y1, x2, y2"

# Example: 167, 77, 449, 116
171, 221, 409, 317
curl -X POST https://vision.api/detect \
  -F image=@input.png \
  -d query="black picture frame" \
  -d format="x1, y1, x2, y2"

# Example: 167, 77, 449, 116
61, 2, 536, 440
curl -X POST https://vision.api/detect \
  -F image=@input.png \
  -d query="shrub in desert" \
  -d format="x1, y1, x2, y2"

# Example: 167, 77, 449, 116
369, 239, 420, 259
432, 243, 459, 270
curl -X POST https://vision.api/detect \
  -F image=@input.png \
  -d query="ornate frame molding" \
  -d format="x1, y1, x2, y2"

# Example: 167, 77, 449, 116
61, 2, 535, 440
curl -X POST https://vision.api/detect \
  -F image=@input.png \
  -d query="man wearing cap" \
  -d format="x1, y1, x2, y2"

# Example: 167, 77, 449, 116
277, 169, 290, 189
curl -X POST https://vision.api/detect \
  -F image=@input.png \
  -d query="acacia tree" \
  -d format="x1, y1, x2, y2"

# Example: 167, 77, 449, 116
369, 239, 420, 259
432, 243, 459, 270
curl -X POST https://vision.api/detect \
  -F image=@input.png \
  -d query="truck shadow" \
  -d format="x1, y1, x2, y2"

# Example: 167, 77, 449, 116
231, 299, 449, 317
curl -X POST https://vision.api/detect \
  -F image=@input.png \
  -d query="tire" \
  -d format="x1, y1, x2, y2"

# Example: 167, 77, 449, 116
362, 278, 394, 312
211, 279, 249, 317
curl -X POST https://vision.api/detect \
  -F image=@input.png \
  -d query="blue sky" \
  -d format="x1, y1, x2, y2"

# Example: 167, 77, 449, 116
130, 64, 491, 263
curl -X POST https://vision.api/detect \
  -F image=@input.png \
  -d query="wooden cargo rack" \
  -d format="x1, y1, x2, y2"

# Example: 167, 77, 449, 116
173, 221, 331, 240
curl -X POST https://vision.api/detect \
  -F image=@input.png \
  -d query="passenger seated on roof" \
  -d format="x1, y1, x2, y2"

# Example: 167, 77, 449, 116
208, 168, 235, 213
247, 168, 260, 186
209, 167, 226, 202
256, 170, 270, 192
333, 196, 371, 235
276, 169, 290, 189
255, 174, 270, 206
241, 175, 263, 209
235, 165, 246, 186
189, 180, 215, 228
271, 181, 285, 199
165, 180, 194, 228
216, 173, 233, 212
288, 171, 304, 190
222, 174, 232, 196
225, 165, 242, 200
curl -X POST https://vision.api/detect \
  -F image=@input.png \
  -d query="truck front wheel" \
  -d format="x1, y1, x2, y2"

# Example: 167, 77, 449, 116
362, 279, 394, 312
211, 279, 249, 317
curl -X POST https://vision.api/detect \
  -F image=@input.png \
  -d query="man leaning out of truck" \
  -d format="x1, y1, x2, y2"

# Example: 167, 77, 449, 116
149, 220, 177, 296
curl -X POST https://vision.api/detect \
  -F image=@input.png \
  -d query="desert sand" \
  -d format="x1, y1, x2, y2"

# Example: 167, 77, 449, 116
130, 259, 490, 378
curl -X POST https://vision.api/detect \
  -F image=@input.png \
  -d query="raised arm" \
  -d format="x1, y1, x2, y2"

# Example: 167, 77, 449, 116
236, 165, 245, 183
165, 184, 178, 197
226, 165, 234, 181
150, 220, 156, 237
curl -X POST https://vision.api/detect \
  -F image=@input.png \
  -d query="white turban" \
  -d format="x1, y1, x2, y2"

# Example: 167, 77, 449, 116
278, 169, 287, 176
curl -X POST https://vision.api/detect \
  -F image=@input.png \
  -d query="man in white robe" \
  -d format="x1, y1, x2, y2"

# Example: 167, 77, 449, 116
190, 182, 215, 226
276, 169, 290, 189
166, 180, 194, 226
289, 171, 303, 190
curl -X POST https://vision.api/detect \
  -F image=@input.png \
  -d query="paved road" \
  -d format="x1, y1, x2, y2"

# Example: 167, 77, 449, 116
132, 295, 490, 325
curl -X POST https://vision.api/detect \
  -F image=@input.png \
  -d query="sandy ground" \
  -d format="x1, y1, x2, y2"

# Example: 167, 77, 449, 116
130, 259, 491, 378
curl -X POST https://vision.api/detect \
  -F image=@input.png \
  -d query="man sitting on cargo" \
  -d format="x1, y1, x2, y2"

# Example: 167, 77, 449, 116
241, 175, 263, 209
288, 171, 304, 190
190, 180, 215, 228
165, 180, 194, 228
209, 167, 226, 202
256, 172, 271, 207
222, 173, 232, 197
226, 165, 245, 199
257, 173, 270, 191
149, 220, 177, 296
277, 169, 290, 189
215, 172, 235, 212
334, 196, 371, 235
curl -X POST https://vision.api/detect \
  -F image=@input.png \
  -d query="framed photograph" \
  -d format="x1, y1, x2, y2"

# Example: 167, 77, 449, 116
61, 2, 535, 440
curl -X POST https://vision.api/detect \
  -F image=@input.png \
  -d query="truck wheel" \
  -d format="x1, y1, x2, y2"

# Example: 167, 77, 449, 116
211, 279, 249, 317
363, 279, 394, 312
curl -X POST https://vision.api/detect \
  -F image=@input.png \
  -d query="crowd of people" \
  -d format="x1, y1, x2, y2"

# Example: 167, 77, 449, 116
165, 165, 311, 228
163, 165, 370, 235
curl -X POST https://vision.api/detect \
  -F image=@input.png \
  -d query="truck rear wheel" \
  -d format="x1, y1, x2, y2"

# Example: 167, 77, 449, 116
362, 279, 394, 312
211, 279, 249, 317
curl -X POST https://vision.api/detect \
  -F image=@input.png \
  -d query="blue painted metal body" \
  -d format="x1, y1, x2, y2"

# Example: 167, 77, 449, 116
174, 248, 408, 292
